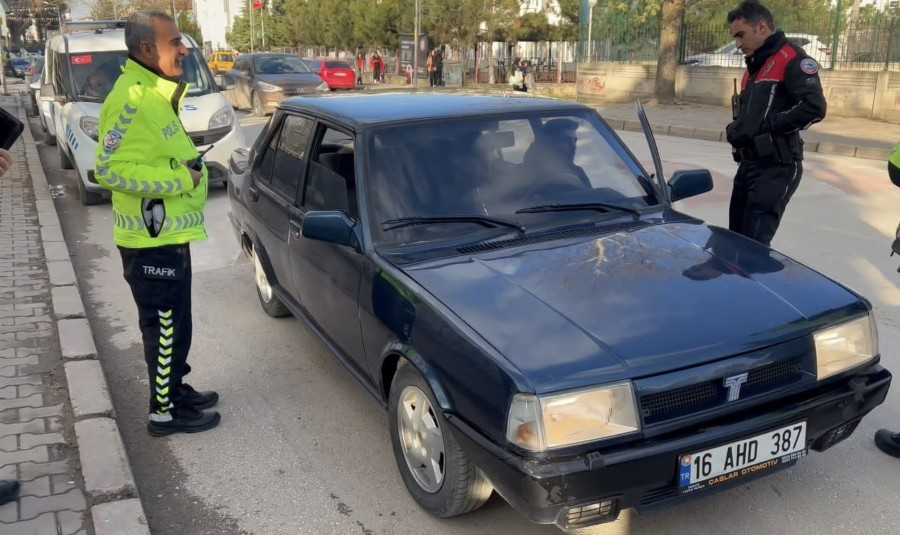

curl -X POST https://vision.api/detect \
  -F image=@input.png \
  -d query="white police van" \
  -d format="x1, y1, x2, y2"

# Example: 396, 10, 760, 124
40, 21, 244, 205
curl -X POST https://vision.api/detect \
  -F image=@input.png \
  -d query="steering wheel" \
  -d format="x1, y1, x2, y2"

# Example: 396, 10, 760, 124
520, 173, 586, 201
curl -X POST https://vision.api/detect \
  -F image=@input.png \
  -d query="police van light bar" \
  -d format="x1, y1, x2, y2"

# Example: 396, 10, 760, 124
63, 20, 127, 34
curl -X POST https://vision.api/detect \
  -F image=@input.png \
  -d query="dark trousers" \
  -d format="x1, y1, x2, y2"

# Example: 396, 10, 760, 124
729, 160, 802, 246
119, 244, 193, 415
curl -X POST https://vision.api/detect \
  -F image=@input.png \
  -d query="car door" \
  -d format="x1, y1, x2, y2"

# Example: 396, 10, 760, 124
288, 124, 368, 374
231, 57, 252, 109
248, 112, 316, 302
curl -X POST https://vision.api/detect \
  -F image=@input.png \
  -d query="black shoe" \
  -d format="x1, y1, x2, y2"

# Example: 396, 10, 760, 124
874, 429, 900, 458
179, 383, 219, 410
0, 479, 20, 506
147, 405, 221, 437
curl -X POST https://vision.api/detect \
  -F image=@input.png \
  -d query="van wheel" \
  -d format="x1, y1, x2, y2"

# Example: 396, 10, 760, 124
253, 250, 290, 318
388, 360, 493, 518
77, 178, 104, 206
59, 144, 73, 169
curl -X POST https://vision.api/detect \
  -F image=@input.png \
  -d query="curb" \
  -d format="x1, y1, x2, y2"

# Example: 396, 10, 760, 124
604, 118, 893, 162
13, 95, 151, 533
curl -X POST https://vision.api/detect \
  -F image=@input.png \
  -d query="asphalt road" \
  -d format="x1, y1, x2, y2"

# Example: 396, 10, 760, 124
28, 103, 900, 535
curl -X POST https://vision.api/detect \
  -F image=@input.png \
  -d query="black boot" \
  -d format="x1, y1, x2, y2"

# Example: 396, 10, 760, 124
179, 383, 219, 410
147, 405, 221, 437
874, 429, 900, 458
0, 480, 20, 506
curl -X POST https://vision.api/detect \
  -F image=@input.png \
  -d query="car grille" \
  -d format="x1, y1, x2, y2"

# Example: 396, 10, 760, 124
189, 126, 231, 147
282, 88, 314, 97
640, 354, 805, 425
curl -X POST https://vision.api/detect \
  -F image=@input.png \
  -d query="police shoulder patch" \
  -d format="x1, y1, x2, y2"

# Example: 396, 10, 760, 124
800, 58, 819, 75
103, 130, 122, 151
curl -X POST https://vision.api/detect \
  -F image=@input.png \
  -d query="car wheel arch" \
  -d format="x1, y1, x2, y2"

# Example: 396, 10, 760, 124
380, 345, 453, 413
245, 232, 279, 286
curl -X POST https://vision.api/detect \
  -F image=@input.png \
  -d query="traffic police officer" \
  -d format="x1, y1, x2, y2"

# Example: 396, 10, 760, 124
725, 0, 827, 246
874, 142, 900, 458
95, 10, 220, 436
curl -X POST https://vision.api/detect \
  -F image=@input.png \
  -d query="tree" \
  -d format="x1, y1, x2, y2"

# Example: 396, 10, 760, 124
176, 11, 203, 45
654, 0, 684, 104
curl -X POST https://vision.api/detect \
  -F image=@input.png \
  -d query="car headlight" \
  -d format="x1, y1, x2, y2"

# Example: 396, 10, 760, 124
208, 106, 234, 129
506, 381, 640, 452
80, 116, 100, 141
258, 81, 281, 92
316, 81, 330, 92
814, 314, 878, 381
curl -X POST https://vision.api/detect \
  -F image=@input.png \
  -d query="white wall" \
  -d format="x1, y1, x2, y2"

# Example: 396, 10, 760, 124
195, 0, 245, 50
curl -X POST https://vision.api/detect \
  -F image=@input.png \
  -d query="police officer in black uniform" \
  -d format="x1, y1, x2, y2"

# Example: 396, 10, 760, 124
725, 0, 827, 246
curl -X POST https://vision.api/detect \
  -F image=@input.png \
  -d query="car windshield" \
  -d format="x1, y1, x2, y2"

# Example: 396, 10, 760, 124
68, 48, 216, 102
253, 56, 311, 74
366, 111, 658, 247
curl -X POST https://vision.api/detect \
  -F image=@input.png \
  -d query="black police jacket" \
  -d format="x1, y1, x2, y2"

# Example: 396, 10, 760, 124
726, 31, 827, 154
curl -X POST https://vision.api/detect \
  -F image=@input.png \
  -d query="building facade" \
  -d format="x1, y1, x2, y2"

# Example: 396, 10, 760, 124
194, 0, 245, 51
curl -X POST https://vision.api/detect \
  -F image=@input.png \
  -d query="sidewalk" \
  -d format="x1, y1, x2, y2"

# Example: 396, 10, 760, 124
592, 100, 898, 161
1, 94, 149, 534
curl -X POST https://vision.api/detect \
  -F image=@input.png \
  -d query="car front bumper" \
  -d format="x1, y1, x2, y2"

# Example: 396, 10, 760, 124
447, 364, 891, 531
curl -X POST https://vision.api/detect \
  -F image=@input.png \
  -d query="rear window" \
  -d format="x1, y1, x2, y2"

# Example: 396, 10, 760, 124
325, 61, 351, 69
219, 54, 234, 62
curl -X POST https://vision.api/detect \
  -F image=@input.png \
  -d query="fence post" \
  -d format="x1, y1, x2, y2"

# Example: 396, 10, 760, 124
886, 16, 896, 72
829, 0, 843, 70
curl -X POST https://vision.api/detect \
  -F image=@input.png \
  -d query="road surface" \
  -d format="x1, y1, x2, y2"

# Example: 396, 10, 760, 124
29, 107, 900, 535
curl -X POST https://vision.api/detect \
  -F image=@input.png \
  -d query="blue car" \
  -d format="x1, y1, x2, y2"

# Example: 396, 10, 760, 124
226, 93, 890, 532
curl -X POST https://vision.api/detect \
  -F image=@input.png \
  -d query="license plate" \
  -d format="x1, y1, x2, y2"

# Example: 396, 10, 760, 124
678, 421, 807, 495
334, 72, 347, 77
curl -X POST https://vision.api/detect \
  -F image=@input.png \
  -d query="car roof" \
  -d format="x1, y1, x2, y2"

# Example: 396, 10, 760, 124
279, 93, 592, 130
49, 29, 197, 54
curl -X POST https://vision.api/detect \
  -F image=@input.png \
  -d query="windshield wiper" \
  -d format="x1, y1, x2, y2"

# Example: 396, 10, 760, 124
516, 201, 643, 217
382, 215, 526, 233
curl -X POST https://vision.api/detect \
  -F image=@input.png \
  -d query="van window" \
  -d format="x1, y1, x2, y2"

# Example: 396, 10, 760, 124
63, 48, 218, 102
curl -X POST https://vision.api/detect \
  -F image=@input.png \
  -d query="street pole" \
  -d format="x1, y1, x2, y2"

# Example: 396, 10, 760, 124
261, 5, 265, 51
412, 0, 419, 88
250, 2, 255, 53
588, 0, 597, 62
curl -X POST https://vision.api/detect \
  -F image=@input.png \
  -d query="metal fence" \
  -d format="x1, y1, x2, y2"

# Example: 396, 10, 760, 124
582, 13, 900, 71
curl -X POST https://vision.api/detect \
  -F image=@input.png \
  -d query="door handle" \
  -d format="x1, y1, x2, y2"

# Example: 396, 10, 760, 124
289, 219, 303, 238
248, 185, 259, 202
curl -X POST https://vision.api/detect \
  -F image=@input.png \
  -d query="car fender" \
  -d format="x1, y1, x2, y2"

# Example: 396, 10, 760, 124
245, 230, 278, 284
380, 342, 453, 413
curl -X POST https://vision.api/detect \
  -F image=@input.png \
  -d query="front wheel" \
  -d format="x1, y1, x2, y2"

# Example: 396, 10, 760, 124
388, 360, 493, 517
253, 250, 290, 317
251, 92, 264, 117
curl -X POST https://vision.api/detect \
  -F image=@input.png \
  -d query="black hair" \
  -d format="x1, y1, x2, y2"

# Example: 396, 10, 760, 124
726, 1, 775, 30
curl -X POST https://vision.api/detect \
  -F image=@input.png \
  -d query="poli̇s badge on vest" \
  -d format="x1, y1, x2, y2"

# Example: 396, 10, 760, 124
800, 58, 819, 75
103, 130, 122, 152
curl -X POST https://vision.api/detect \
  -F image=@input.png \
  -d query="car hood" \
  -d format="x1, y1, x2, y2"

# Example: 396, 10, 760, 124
256, 73, 323, 88
401, 220, 864, 393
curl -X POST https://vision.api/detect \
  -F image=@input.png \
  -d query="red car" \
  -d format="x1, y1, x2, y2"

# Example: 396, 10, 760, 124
303, 58, 357, 90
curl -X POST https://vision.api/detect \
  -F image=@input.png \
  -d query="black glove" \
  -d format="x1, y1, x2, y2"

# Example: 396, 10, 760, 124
726, 119, 751, 148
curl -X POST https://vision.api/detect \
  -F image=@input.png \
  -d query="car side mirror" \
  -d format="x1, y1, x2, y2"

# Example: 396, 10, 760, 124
668, 169, 713, 202
39, 83, 55, 98
302, 211, 360, 251
229, 147, 251, 174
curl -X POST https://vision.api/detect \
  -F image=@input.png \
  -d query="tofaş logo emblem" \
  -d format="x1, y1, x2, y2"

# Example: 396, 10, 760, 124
71, 55, 93, 65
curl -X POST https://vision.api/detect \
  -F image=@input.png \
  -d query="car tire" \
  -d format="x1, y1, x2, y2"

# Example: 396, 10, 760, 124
388, 360, 493, 518
253, 250, 290, 318
77, 176, 104, 206
252, 92, 264, 117
59, 144, 73, 170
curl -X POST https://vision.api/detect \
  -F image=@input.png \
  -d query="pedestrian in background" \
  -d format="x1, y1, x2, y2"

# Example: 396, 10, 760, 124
874, 141, 900, 458
94, 10, 220, 437
724, 0, 826, 246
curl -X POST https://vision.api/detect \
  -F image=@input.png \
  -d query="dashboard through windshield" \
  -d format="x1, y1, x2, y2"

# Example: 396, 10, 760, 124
365, 111, 659, 247
67, 48, 217, 101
